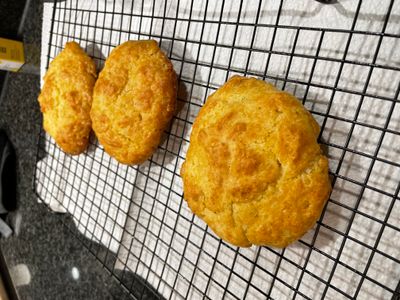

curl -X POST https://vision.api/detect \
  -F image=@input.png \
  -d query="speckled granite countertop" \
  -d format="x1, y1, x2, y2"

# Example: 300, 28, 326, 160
0, 1, 132, 299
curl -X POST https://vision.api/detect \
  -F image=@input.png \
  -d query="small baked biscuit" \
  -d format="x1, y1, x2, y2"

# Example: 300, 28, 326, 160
91, 40, 177, 164
38, 41, 97, 155
181, 76, 331, 248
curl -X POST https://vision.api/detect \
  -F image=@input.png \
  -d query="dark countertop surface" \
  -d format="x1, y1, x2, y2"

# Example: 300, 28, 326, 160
0, 1, 131, 299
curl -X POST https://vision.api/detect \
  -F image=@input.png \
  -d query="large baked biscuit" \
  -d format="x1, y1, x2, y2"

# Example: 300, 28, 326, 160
91, 40, 177, 164
181, 76, 331, 248
38, 41, 97, 155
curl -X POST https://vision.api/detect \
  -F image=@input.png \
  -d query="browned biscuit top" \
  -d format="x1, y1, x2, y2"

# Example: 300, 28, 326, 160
181, 76, 331, 248
91, 40, 177, 165
38, 41, 97, 155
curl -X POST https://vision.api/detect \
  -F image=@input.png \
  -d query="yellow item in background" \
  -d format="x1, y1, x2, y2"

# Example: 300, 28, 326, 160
0, 38, 25, 72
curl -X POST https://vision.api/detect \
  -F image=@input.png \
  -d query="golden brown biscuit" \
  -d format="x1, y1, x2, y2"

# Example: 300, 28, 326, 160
38, 41, 97, 155
181, 76, 331, 248
91, 40, 177, 164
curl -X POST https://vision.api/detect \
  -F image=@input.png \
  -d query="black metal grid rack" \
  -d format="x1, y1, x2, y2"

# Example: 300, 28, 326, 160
35, 0, 400, 299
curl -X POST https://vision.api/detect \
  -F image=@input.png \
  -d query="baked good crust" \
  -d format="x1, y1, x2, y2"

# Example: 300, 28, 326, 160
91, 40, 177, 164
38, 41, 97, 155
181, 76, 331, 248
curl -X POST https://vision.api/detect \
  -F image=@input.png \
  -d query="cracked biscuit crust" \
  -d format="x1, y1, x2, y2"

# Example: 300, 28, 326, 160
91, 40, 177, 164
181, 76, 331, 248
38, 41, 97, 155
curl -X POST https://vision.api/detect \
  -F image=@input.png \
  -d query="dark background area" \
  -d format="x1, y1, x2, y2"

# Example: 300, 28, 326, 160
0, 0, 26, 88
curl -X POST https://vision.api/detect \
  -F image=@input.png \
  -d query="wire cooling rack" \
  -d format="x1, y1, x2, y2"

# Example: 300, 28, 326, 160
35, 0, 400, 299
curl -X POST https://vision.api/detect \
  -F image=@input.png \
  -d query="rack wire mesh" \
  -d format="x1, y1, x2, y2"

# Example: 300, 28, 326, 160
34, 0, 400, 299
